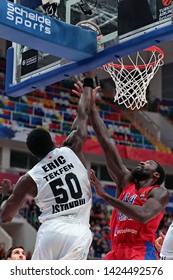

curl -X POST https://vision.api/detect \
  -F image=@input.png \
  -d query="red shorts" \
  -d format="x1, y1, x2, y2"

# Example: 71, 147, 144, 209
104, 242, 158, 260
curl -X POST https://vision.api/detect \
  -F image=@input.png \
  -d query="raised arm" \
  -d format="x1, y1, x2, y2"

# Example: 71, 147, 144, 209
90, 99, 131, 194
62, 74, 94, 166
72, 80, 131, 194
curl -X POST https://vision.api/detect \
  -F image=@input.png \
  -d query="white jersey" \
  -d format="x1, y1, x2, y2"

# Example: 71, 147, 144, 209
28, 147, 92, 224
160, 222, 173, 260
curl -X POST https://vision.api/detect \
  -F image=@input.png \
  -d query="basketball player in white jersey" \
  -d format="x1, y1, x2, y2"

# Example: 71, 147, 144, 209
0, 73, 95, 260
155, 223, 173, 260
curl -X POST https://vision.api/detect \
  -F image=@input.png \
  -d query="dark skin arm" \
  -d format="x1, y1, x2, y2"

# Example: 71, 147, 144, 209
0, 175, 37, 223
90, 169, 169, 224
90, 102, 131, 196
62, 74, 94, 167
72, 81, 131, 196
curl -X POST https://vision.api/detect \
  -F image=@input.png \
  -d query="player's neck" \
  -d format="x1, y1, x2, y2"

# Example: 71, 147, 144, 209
135, 179, 154, 190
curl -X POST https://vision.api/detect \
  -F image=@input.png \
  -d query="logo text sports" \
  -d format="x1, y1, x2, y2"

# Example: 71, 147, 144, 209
6, 2, 51, 34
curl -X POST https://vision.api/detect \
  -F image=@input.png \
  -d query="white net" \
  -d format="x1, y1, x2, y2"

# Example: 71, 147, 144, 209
103, 46, 164, 110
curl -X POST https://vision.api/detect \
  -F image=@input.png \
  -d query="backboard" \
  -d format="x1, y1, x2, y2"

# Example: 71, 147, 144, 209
1, 0, 173, 96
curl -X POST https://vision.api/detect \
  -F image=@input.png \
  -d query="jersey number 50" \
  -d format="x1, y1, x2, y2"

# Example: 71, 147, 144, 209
49, 172, 82, 204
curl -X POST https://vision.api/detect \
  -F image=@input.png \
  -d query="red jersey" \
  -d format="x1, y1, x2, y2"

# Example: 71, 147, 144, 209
104, 183, 164, 260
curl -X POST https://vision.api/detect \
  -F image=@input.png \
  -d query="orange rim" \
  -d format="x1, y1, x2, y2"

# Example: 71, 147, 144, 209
104, 46, 164, 70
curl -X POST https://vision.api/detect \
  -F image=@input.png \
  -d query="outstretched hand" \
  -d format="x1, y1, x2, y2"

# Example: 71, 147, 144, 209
72, 81, 101, 103
90, 169, 106, 199
72, 81, 83, 97
154, 232, 165, 253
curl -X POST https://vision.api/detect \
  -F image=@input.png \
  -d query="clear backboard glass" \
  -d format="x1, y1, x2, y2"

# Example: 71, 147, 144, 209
6, 0, 173, 96
12, 0, 119, 86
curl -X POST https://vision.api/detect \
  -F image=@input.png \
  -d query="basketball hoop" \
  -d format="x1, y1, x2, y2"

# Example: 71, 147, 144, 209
103, 46, 164, 110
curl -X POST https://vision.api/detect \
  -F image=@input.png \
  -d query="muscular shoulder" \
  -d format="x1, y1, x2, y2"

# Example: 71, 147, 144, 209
14, 174, 37, 197
149, 186, 169, 206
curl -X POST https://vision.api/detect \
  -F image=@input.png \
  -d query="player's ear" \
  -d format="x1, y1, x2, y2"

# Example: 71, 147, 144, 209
153, 171, 160, 180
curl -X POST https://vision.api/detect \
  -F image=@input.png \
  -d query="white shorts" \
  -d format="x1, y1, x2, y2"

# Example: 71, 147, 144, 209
32, 217, 92, 260
160, 222, 173, 260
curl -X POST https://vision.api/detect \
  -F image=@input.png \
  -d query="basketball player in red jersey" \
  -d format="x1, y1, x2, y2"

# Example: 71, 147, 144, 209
73, 80, 169, 260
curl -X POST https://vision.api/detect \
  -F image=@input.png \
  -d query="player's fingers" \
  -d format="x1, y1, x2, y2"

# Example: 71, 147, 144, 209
155, 236, 163, 252
73, 83, 81, 90
72, 89, 81, 97
90, 170, 100, 185
90, 169, 95, 177
77, 81, 83, 88
74, 83, 83, 93
155, 236, 162, 244
160, 232, 165, 239
93, 86, 101, 97
75, 81, 83, 90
